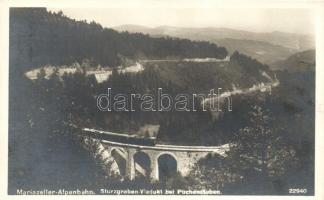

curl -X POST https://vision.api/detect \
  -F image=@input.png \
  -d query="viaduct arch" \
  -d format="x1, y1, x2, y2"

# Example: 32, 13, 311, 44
158, 153, 177, 181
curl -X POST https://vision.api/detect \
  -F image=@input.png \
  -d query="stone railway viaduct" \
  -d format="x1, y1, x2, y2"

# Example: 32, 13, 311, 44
82, 128, 230, 181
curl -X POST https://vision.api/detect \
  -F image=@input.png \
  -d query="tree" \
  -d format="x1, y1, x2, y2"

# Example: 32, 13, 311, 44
186, 153, 241, 191
187, 106, 299, 194
225, 105, 298, 193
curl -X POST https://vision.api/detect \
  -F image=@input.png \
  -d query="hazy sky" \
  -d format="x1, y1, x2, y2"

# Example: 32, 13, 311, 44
48, 7, 315, 35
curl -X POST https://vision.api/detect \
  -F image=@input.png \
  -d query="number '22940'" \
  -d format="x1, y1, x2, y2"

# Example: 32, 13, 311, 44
289, 188, 307, 194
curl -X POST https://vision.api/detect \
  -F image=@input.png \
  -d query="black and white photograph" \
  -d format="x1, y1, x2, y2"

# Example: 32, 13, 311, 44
1, 0, 324, 198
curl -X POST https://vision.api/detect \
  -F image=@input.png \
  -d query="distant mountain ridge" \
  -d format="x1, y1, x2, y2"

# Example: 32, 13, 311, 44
271, 50, 315, 72
114, 25, 314, 51
213, 38, 297, 65
114, 25, 314, 67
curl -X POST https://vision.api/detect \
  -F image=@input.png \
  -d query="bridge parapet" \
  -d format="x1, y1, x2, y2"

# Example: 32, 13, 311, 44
80, 128, 230, 181
100, 139, 230, 181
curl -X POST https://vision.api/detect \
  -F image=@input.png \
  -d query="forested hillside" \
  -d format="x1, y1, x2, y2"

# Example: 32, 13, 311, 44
10, 8, 227, 73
